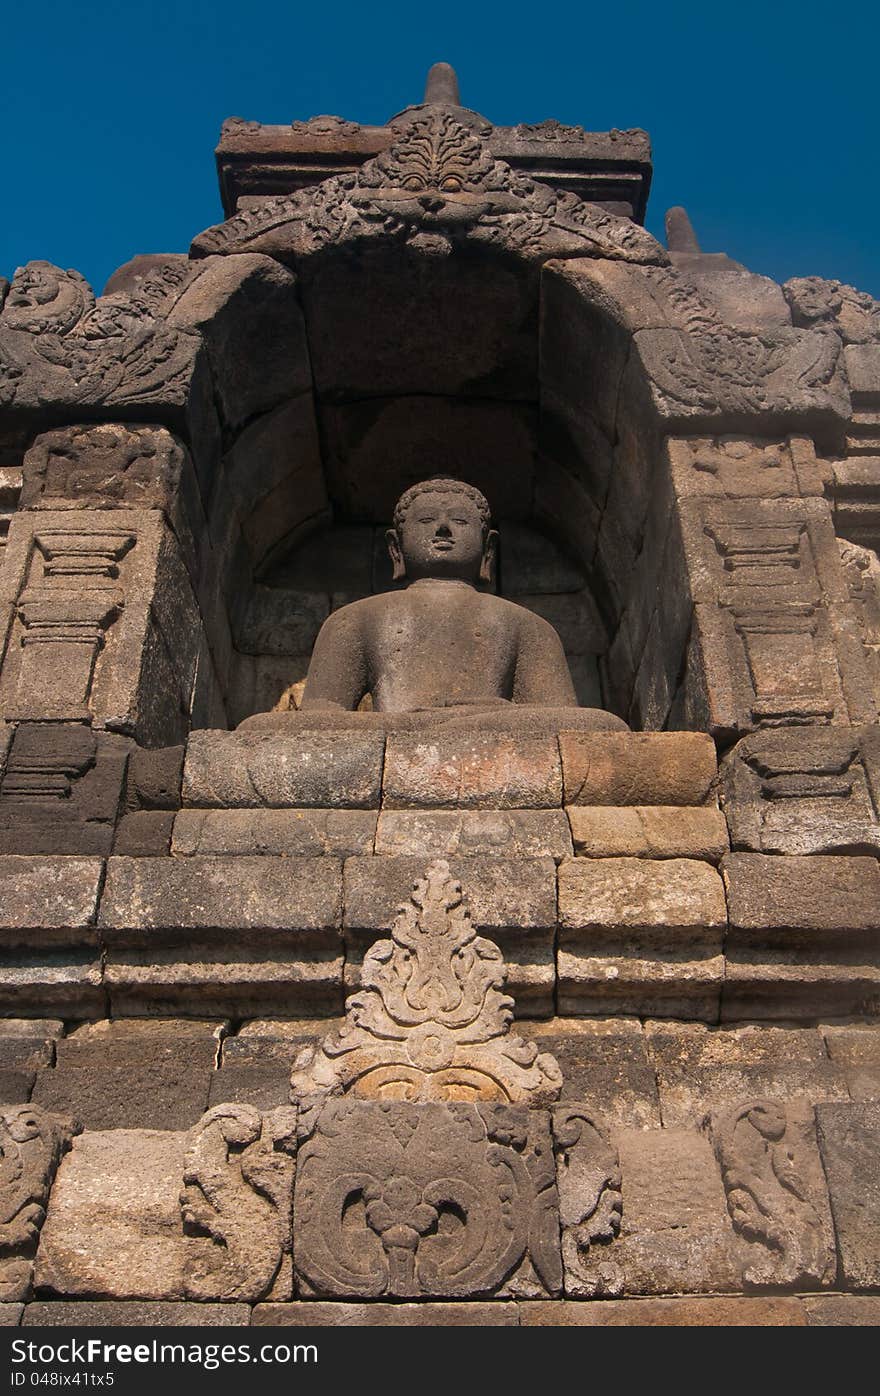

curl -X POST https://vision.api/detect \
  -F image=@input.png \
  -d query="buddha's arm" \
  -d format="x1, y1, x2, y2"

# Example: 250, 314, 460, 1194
513, 612, 579, 706
300, 606, 370, 711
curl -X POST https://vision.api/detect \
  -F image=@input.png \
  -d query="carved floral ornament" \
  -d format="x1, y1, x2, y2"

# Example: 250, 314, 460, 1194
191, 108, 668, 265
290, 858, 562, 1111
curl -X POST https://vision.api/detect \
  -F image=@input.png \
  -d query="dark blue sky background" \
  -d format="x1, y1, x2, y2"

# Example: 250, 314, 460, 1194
2, 0, 876, 297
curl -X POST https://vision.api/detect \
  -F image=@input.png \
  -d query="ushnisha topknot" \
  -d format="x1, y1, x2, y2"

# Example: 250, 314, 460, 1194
393, 477, 492, 534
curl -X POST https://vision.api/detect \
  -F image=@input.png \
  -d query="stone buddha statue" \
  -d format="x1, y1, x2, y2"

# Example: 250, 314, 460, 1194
240, 477, 627, 733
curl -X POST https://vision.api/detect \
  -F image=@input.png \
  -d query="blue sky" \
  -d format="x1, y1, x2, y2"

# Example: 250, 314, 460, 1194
2, 0, 877, 297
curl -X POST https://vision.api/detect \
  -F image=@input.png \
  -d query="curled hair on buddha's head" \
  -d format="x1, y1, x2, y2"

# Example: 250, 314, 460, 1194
393, 477, 492, 535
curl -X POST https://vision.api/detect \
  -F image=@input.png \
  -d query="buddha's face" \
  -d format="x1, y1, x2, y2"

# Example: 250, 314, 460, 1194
387, 489, 495, 584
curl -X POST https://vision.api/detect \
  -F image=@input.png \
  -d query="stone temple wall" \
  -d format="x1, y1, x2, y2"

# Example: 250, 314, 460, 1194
0, 70, 878, 1328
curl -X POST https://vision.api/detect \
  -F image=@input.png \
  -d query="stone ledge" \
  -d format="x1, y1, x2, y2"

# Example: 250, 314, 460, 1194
375, 809, 572, 859
251, 1302, 519, 1326
382, 733, 562, 809
0, 857, 104, 947
22, 1302, 251, 1326
104, 947, 344, 1017
98, 856, 343, 946
560, 732, 717, 806
557, 858, 726, 1017
519, 1297, 807, 1325
567, 806, 728, 861
172, 809, 377, 857
182, 729, 385, 808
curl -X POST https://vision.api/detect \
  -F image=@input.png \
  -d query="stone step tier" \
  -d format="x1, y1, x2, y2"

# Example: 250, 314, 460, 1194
1, 728, 878, 1022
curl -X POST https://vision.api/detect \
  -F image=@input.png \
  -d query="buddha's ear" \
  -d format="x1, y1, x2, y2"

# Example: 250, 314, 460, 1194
480, 528, 499, 585
386, 528, 406, 582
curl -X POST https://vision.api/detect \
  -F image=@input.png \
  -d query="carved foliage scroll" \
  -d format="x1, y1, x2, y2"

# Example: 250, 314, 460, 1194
708, 1099, 836, 1288
293, 1099, 561, 1299
0, 1105, 79, 1302
553, 1107, 623, 1297
180, 1103, 298, 1302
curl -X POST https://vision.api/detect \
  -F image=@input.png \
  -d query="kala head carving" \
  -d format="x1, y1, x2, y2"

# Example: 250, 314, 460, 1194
290, 859, 562, 1110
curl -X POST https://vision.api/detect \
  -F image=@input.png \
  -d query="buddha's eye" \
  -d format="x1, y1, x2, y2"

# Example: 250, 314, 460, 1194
441, 176, 462, 192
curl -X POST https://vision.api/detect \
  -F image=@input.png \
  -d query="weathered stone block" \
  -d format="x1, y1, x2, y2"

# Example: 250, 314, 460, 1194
521, 1020, 658, 1126
570, 1126, 739, 1295
99, 856, 342, 946
206, 1065, 290, 1111
382, 733, 562, 809
182, 729, 385, 808
104, 947, 344, 1018
724, 853, 880, 932
222, 1018, 334, 1066
252, 1302, 519, 1326
0, 727, 131, 857
0, 511, 200, 748
35, 1130, 191, 1300
519, 1297, 806, 1325
374, 809, 572, 859
803, 1296, 880, 1326
0, 1019, 64, 1071
560, 732, 716, 806
0, 1305, 22, 1325
0, 954, 104, 1017
0, 858, 103, 948
721, 727, 880, 857
33, 1020, 221, 1131
567, 805, 728, 861
707, 1100, 837, 1288
0, 1106, 79, 1302
723, 853, 880, 1017
22, 1302, 250, 1326
167, 254, 311, 431
172, 809, 377, 857
343, 855, 556, 1014
112, 812, 174, 855
557, 857, 726, 1018
816, 1103, 880, 1289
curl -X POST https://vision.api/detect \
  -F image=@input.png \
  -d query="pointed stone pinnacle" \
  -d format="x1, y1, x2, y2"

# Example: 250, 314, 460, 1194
424, 61, 461, 106
666, 205, 701, 253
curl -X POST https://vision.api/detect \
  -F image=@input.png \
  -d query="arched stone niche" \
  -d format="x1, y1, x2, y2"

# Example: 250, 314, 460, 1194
1, 105, 876, 745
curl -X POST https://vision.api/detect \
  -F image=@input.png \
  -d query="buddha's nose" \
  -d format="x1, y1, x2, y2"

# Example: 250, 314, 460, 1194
435, 522, 452, 537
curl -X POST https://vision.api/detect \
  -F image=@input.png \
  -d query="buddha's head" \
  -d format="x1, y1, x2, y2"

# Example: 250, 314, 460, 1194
387, 477, 498, 584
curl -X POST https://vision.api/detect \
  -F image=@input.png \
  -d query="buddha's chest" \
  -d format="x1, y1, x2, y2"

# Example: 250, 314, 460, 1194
366, 592, 518, 701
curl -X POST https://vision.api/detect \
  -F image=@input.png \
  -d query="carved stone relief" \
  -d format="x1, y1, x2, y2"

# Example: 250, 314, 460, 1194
290, 859, 562, 1111
0, 261, 202, 415
553, 1106, 623, 1297
180, 1103, 298, 1302
192, 108, 667, 266
677, 494, 878, 733
707, 1099, 836, 1288
19, 423, 188, 514
0, 1105, 79, 1302
0, 509, 200, 745
293, 1098, 561, 1299
721, 725, 880, 855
